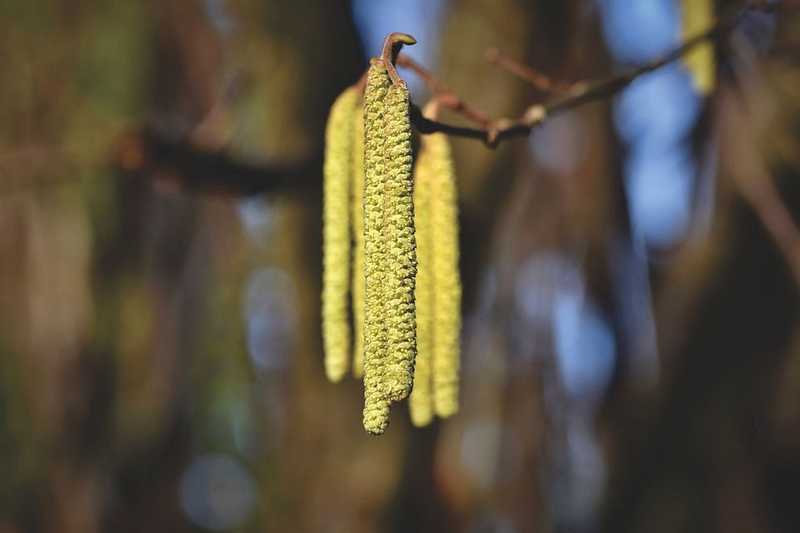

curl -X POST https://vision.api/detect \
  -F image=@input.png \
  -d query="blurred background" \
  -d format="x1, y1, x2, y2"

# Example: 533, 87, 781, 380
1, 0, 799, 532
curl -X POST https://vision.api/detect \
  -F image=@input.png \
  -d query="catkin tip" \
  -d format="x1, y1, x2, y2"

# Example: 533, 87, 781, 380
410, 404, 434, 427
363, 399, 391, 435
325, 364, 347, 383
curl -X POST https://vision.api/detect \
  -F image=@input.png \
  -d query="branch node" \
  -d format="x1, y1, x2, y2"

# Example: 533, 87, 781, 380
522, 105, 546, 127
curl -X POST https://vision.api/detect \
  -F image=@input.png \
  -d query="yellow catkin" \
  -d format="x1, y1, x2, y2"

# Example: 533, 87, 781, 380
362, 59, 417, 434
381, 81, 417, 403
322, 86, 359, 382
427, 132, 461, 418
351, 106, 366, 379
409, 133, 435, 427
362, 60, 393, 434
682, 0, 715, 95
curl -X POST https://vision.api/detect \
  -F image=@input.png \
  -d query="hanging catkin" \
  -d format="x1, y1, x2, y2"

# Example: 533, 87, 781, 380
409, 129, 435, 427
351, 106, 366, 379
322, 86, 359, 382
427, 131, 461, 418
362, 60, 393, 434
362, 59, 417, 434
381, 81, 417, 403
681, 0, 715, 95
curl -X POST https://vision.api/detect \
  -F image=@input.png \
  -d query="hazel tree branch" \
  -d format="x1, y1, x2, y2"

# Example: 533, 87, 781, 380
113, 0, 796, 196
485, 47, 573, 94
396, 55, 493, 129
411, 0, 795, 147
115, 127, 321, 196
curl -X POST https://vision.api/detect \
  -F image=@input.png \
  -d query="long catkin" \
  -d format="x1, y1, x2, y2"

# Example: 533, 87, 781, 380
427, 132, 461, 418
362, 59, 417, 434
322, 86, 359, 382
409, 134, 434, 427
362, 61, 393, 435
381, 82, 417, 403
351, 106, 366, 379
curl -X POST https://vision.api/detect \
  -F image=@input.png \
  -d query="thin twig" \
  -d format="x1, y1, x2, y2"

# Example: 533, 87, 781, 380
412, 0, 793, 146
396, 54, 492, 128
485, 47, 573, 94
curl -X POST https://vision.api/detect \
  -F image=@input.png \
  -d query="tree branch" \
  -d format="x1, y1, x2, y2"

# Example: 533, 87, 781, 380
112, 0, 796, 195
115, 128, 321, 197
412, 0, 794, 146
485, 47, 573, 94
396, 55, 493, 129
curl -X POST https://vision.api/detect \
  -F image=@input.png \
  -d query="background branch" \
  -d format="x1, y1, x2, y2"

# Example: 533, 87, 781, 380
397, 55, 493, 128
115, 128, 321, 196
485, 47, 573, 94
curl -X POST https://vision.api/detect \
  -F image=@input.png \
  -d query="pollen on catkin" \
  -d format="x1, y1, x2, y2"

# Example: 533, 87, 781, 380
381, 81, 417, 403
426, 132, 461, 418
362, 60, 393, 435
351, 106, 366, 379
681, 0, 715, 95
409, 131, 434, 428
322, 85, 360, 383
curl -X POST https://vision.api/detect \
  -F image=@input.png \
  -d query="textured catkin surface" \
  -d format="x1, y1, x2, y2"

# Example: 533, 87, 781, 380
362, 61, 392, 435
409, 136, 434, 427
381, 82, 417, 404
322, 86, 359, 382
351, 106, 366, 379
427, 132, 461, 418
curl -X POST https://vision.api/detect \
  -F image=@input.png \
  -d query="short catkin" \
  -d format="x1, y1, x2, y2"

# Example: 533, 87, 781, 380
426, 132, 461, 418
409, 134, 435, 427
322, 86, 359, 382
351, 106, 366, 379
362, 60, 393, 434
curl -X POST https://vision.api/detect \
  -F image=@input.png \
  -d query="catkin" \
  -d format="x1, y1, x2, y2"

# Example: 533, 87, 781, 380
381, 82, 417, 403
682, 0, 715, 95
322, 86, 359, 382
427, 132, 461, 418
409, 133, 434, 427
362, 60, 393, 434
362, 59, 417, 434
351, 106, 366, 379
